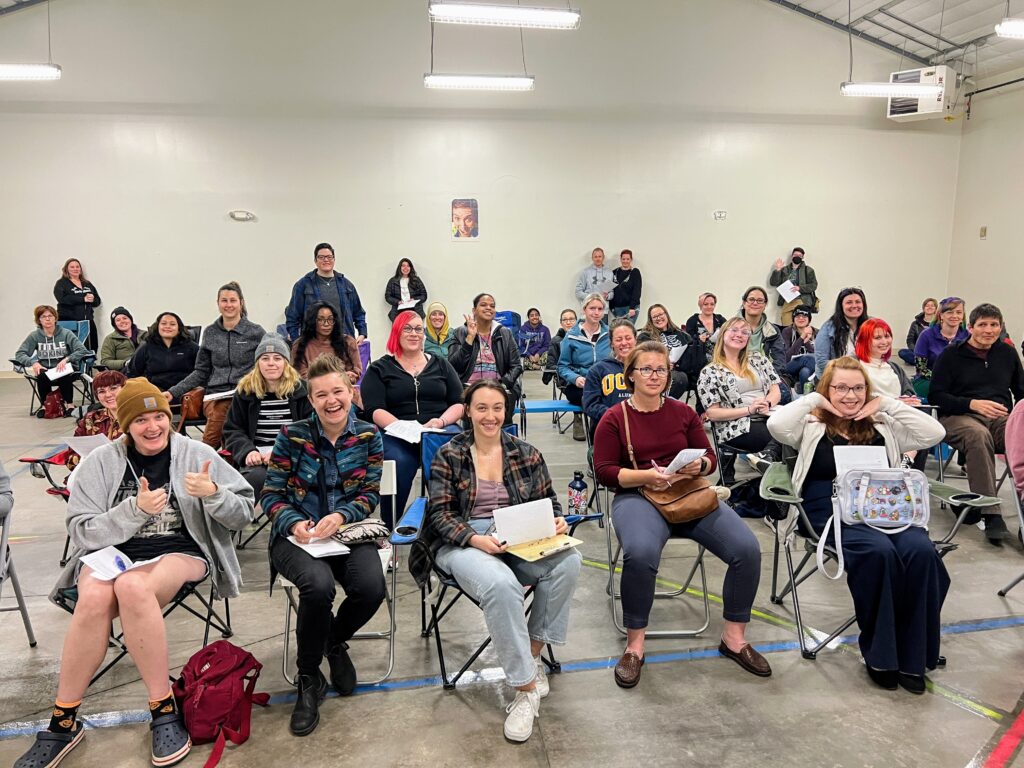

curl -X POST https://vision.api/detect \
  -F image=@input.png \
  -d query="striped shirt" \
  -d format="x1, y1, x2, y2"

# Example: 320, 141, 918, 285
255, 397, 291, 447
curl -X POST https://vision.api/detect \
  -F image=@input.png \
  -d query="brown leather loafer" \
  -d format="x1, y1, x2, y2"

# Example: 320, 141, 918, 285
719, 641, 772, 677
614, 651, 645, 688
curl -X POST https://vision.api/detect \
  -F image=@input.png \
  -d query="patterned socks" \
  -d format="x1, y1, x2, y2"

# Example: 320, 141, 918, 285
48, 700, 81, 734
149, 690, 176, 721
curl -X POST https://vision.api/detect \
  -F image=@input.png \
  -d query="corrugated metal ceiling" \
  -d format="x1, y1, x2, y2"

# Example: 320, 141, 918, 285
766, 0, 1024, 80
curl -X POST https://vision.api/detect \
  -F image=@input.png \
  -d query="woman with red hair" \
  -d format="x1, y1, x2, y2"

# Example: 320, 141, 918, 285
66, 369, 129, 470
360, 310, 464, 528
855, 319, 918, 403
856, 318, 926, 468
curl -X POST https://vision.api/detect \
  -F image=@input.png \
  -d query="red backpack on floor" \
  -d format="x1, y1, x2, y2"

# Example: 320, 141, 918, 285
43, 392, 65, 419
172, 640, 270, 768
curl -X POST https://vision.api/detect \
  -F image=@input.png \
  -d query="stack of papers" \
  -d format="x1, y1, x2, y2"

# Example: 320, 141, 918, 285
493, 498, 582, 562
80, 546, 154, 580
286, 536, 351, 558
384, 420, 448, 444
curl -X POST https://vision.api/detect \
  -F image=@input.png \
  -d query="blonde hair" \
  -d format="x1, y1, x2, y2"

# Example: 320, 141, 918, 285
581, 292, 605, 311
711, 317, 756, 384
237, 356, 302, 399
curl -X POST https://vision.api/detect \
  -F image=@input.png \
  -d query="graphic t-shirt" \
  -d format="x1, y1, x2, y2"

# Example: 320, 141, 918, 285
468, 332, 499, 383
113, 444, 203, 561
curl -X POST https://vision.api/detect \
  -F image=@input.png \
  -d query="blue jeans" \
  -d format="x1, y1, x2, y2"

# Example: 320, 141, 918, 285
434, 518, 582, 686
785, 354, 815, 392
610, 307, 634, 319
897, 348, 916, 366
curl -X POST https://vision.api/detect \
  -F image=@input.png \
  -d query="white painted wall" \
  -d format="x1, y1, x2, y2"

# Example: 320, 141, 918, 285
948, 82, 1024, 340
0, 0, 966, 362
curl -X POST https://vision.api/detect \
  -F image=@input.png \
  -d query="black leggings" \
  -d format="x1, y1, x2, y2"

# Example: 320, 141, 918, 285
36, 371, 78, 406
721, 419, 780, 458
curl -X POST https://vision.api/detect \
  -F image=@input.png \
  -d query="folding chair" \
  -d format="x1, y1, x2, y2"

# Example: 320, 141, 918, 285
514, 399, 582, 438
10, 352, 96, 416
19, 446, 75, 566
278, 459, 399, 687
1, 495, 37, 648
54, 579, 232, 686
997, 480, 1024, 597
57, 320, 98, 408
708, 424, 742, 487
761, 461, 1000, 660
601, 480, 711, 638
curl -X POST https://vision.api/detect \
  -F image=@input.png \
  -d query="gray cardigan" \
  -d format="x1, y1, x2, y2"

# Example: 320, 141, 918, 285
55, 432, 255, 601
169, 316, 266, 399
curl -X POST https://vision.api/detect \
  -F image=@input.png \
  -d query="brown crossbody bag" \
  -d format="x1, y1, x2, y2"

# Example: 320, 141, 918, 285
620, 401, 719, 524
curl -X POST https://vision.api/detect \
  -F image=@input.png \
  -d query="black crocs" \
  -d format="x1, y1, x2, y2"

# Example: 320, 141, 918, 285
13, 727, 85, 768
150, 712, 191, 767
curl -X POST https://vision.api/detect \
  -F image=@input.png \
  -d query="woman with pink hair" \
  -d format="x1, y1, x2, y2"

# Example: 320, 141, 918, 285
359, 310, 464, 528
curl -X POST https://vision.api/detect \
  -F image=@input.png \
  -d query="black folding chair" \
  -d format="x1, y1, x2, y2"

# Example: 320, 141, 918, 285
54, 578, 232, 686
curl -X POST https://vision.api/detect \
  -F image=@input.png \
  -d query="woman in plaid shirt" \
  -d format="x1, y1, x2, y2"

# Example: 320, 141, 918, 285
426, 380, 582, 744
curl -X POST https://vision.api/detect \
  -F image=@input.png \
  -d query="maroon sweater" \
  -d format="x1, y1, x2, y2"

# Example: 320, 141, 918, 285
593, 399, 717, 490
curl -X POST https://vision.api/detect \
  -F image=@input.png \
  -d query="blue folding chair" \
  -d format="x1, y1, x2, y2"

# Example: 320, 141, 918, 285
493, 310, 522, 347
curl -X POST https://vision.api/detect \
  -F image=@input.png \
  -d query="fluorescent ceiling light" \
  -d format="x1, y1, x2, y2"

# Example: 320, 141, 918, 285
424, 73, 535, 91
428, 2, 580, 29
0, 63, 62, 81
840, 81, 944, 98
995, 17, 1024, 38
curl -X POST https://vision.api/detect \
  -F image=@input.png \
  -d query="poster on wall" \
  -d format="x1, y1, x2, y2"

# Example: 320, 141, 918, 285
451, 198, 479, 240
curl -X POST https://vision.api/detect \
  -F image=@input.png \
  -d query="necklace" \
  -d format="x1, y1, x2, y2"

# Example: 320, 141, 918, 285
628, 395, 665, 413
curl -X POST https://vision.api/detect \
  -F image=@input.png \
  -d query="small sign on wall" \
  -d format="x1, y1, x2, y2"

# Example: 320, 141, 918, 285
452, 198, 479, 240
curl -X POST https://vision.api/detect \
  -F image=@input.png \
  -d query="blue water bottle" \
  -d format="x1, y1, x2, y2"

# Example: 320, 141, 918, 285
568, 471, 589, 517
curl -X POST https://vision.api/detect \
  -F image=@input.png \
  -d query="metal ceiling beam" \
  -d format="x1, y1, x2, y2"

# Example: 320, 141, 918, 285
930, 30, 999, 63
849, 0, 905, 28
763, 0, 932, 65
858, 16, 944, 53
876, 8, 962, 49
0, 0, 48, 19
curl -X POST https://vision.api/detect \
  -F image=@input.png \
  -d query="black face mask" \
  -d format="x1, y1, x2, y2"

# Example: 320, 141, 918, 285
791, 256, 803, 265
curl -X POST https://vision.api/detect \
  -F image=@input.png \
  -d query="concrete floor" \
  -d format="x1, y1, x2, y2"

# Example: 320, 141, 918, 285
1, 373, 1023, 768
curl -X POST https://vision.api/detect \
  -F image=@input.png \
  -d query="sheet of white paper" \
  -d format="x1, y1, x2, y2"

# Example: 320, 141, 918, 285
595, 279, 616, 297
493, 498, 556, 547
45, 366, 71, 381
286, 536, 351, 558
65, 434, 111, 459
668, 344, 686, 364
777, 280, 801, 302
664, 448, 707, 475
398, 299, 418, 310
833, 446, 889, 477
203, 389, 236, 402
383, 420, 446, 444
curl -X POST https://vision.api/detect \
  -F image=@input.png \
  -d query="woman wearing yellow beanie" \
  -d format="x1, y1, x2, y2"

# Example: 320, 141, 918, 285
17, 378, 255, 768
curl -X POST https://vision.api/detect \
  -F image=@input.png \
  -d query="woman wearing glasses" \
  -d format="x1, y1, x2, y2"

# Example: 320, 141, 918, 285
698, 317, 785, 482
593, 341, 770, 689
291, 302, 363, 407
361, 310, 464, 529
768, 357, 946, 694
733, 286, 786, 374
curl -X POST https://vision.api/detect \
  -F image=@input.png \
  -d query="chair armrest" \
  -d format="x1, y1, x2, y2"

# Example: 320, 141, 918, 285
391, 497, 426, 545
927, 481, 1000, 509
759, 462, 802, 504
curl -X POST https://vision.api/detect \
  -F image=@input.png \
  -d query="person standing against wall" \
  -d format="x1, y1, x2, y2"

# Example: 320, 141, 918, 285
769, 247, 818, 326
575, 247, 616, 305
609, 249, 642, 320
285, 242, 367, 343
54, 259, 102, 350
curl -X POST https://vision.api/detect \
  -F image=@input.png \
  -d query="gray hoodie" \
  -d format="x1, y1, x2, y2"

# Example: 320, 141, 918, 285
14, 327, 89, 369
575, 265, 616, 303
169, 316, 265, 399
54, 432, 254, 601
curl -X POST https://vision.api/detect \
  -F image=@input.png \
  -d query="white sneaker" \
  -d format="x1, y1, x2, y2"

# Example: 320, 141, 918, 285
503, 689, 540, 742
533, 656, 549, 698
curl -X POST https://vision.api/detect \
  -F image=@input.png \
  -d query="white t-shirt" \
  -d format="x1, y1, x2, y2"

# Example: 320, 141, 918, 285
400, 277, 411, 302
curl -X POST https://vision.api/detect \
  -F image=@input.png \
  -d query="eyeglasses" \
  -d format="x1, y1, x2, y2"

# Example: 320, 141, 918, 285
316, 317, 335, 325
745, 297, 767, 305
829, 384, 867, 395
315, 255, 335, 262
727, 329, 752, 337
401, 325, 426, 335
650, 313, 667, 321
636, 367, 669, 379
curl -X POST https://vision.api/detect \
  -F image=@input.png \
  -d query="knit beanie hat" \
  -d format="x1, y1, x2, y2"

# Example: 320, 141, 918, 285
110, 306, 133, 324
115, 378, 172, 430
792, 305, 812, 320
255, 332, 290, 361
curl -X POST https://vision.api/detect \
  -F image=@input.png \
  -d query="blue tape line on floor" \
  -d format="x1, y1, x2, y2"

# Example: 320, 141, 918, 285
2, 614, 1022, 740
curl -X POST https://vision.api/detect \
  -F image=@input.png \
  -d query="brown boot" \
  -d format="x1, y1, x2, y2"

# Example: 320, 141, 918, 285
572, 413, 585, 441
